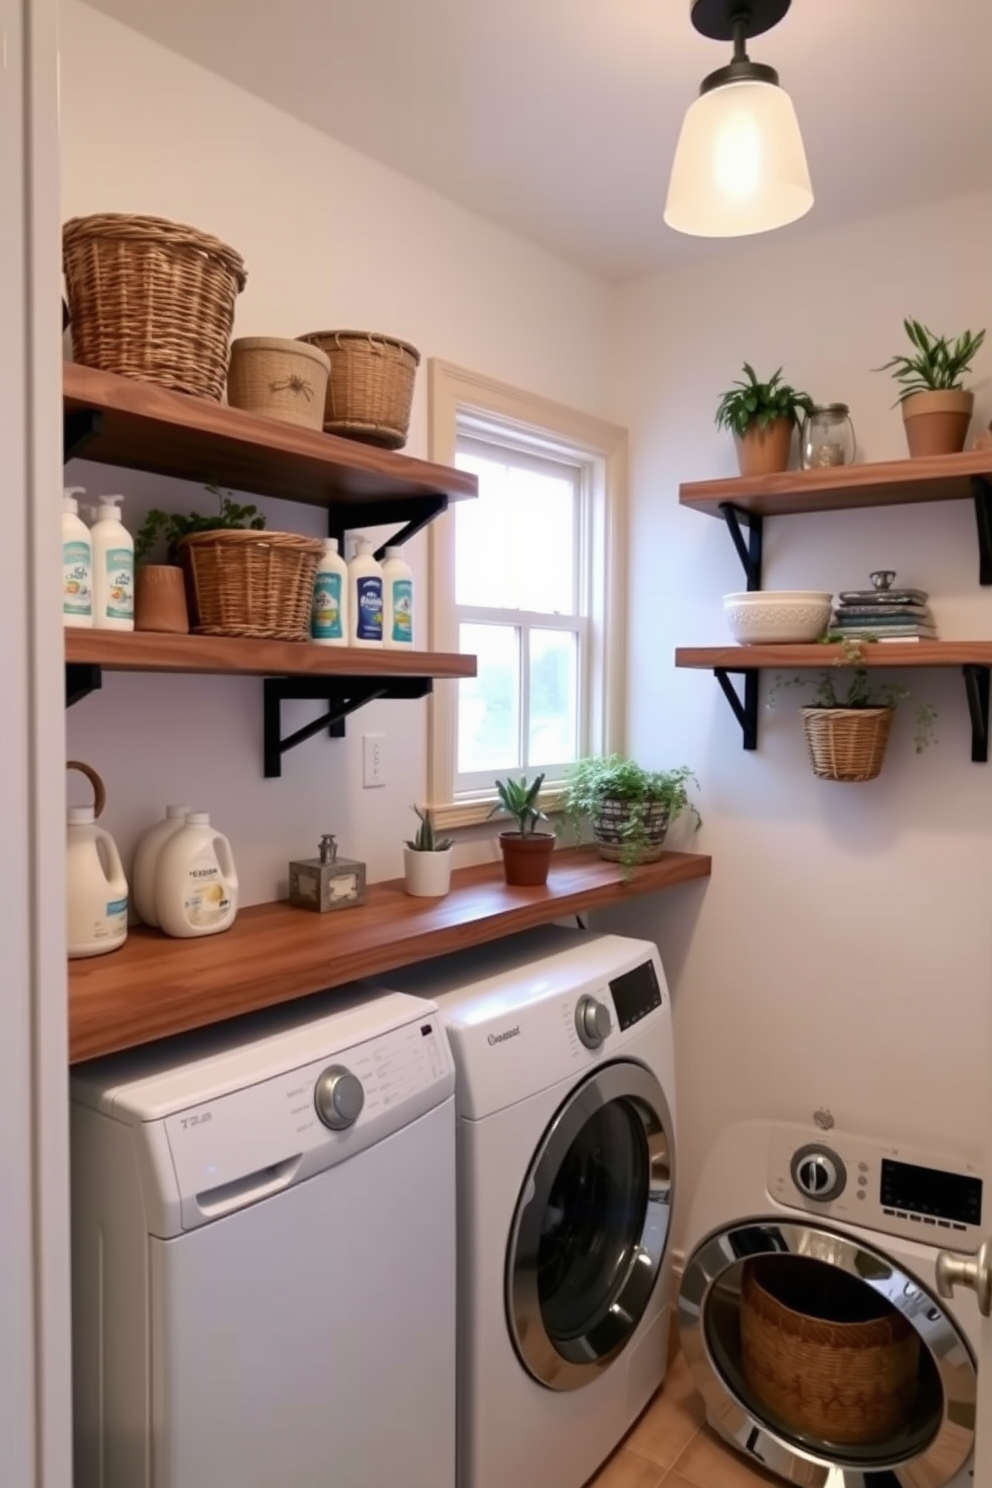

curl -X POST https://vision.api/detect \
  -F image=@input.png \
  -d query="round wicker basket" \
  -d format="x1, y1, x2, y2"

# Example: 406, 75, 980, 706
591, 798, 670, 864
298, 329, 420, 449
800, 706, 894, 782
63, 214, 247, 401
177, 530, 324, 641
227, 337, 330, 431
740, 1257, 920, 1447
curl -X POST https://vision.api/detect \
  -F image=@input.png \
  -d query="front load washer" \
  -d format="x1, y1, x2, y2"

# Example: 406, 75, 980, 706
382, 925, 677, 1488
678, 1119, 981, 1488
70, 988, 457, 1488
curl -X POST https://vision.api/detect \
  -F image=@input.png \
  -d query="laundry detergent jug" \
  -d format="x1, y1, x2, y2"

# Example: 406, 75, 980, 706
66, 760, 128, 958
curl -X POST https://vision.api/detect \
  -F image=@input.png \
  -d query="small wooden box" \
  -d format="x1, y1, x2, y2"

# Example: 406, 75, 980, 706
288, 835, 367, 913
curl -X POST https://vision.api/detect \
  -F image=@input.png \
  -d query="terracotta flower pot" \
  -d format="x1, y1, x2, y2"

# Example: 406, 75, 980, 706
498, 831, 555, 887
901, 389, 974, 458
735, 417, 793, 477
134, 564, 189, 634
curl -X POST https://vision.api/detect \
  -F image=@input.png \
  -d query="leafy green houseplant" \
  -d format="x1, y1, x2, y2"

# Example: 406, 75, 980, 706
488, 773, 555, 886
403, 806, 455, 899
875, 319, 986, 458
715, 363, 814, 478
560, 756, 701, 870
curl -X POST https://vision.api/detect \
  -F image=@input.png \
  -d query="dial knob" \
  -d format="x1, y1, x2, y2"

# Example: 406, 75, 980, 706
314, 1065, 365, 1130
575, 995, 612, 1050
791, 1144, 847, 1203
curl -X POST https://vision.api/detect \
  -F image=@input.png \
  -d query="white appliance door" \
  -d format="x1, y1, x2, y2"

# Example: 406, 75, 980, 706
148, 1101, 455, 1488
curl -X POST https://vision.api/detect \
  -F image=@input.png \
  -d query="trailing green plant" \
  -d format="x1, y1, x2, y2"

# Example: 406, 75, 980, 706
875, 319, 986, 403
405, 805, 453, 853
559, 755, 701, 868
715, 363, 814, 438
134, 482, 266, 564
768, 635, 937, 753
488, 773, 548, 836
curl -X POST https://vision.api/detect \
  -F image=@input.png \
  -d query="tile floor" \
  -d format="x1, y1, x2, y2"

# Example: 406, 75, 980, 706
588, 1353, 781, 1488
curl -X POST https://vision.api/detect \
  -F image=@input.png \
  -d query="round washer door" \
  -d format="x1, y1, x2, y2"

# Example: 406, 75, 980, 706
679, 1220, 977, 1488
506, 1060, 674, 1393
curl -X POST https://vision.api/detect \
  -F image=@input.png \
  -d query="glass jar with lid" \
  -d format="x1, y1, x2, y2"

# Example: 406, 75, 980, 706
801, 404, 856, 469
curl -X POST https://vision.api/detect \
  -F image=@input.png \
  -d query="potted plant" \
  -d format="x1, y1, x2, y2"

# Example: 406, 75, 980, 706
715, 363, 814, 478
875, 319, 986, 458
489, 773, 555, 886
560, 755, 701, 870
134, 485, 269, 635
403, 806, 454, 898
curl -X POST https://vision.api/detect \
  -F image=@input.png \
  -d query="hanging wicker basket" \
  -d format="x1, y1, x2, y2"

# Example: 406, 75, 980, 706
62, 213, 247, 401
177, 530, 324, 641
740, 1257, 920, 1447
800, 706, 894, 782
298, 329, 420, 449
227, 337, 330, 431
591, 797, 670, 864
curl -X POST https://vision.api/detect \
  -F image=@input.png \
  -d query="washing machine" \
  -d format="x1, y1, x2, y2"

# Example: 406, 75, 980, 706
678, 1119, 981, 1488
70, 986, 457, 1488
381, 924, 677, 1488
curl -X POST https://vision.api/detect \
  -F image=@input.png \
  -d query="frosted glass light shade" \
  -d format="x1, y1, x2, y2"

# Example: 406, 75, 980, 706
664, 78, 813, 237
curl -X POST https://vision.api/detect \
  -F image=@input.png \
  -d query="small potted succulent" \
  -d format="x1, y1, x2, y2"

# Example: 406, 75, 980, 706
489, 773, 555, 886
875, 319, 986, 458
133, 484, 267, 634
560, 755, 701, 870
403, 806, 454, 898
716, 363, 814, 477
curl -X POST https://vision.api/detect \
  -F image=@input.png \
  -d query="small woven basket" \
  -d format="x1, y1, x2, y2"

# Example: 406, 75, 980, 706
801, 706, 894, 782
592, 798, 670, 864
63, 213, 247, 401
178, 530, 324, 641
298, 329, 420, 449
227, 337, 330, 431
740, 1257, 920, 1447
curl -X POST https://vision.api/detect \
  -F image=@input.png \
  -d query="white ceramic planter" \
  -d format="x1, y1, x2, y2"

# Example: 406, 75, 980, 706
403, 846, 453, 898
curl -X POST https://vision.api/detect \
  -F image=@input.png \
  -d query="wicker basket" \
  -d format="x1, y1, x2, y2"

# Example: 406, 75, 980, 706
740, 1257, 920, 1447
227, 337, 330, 431
178, 530, 324, 641
63, 214, 247, 401
592, 798, 670, 864
801, 706, 894, 782
298, 330, 420, 449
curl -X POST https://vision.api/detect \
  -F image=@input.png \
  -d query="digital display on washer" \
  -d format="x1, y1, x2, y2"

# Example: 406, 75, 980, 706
880, 1158, 982, 1227
608, 961, 662, 1031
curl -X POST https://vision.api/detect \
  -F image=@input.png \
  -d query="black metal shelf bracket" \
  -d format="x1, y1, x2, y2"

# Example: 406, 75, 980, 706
327, 494, 449, 557
972, 477, 992, 586
714, 667, 758, 750
66, 663, 102, 707
263, 675, 434, 777
64, 409, 103, 464
719, 502, 763, 591
963, 664, 990, 763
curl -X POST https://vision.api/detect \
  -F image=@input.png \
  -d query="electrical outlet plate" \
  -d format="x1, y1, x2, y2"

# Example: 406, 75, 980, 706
362, 733, 385, 788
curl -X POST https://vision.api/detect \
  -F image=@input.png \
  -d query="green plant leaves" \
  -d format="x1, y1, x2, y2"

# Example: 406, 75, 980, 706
134, 484, 267, 564
405, 804, 453, 852
489, 774, 548, 836
715, 363, 814, 437
875, 320, 986, 400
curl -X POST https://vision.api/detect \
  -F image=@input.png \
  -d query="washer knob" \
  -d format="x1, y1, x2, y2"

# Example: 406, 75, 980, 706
791, 1144, 847, 1203
575, 995, 612, 1050
314, 1065, 365, 1130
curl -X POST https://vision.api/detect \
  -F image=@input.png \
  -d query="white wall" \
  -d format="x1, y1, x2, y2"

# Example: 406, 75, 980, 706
602, 189, 992, 1241
61, 0, 616, 903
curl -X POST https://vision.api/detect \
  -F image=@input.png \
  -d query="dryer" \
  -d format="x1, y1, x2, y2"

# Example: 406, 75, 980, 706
382, 925, 677, 1488
679, 1119, 981, 1488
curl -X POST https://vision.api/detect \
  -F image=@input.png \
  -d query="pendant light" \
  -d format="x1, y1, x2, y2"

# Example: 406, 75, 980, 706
664, 0, 813, 238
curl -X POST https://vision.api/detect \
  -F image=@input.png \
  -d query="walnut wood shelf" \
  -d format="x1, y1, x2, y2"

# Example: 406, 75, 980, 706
67, 845, 712, 1062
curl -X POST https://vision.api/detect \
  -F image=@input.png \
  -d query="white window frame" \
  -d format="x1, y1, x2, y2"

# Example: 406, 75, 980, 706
427, 360, 628, 830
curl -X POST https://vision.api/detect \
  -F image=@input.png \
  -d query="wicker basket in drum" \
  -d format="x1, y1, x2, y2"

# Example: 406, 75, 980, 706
62, 214, 247, 401
740, 1258, 921, 1447
800, 706, 894, 782
177, 530, 324, 642
592, 798, 670, 864
298, 330, 421, 450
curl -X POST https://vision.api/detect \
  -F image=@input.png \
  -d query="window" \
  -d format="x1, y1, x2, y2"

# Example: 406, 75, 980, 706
428, 361, 627, 827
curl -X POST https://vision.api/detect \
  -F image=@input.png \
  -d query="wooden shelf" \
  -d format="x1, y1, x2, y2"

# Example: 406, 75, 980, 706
67, 845, 712, 1062
676, 641, 992, 669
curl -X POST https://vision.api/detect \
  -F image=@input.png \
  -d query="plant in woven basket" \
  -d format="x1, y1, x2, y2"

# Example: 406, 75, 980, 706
135, 483, 266, 565
405, 805, 453, 853
559, 756, 701, 871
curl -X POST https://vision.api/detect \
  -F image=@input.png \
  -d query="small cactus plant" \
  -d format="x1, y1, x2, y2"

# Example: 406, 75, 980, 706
405, 805, 453, 853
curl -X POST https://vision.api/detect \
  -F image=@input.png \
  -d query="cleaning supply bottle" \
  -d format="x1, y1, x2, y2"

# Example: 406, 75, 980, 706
348, 538, 384, 647
62, 486, 93, 628
310, 537, 349, 646
90, 494, 134, 630
155, 811, 239, 939
382, 545, 414, 648
131, 805, 190, 927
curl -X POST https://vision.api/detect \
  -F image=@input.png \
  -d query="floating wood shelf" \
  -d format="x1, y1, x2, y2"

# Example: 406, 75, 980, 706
67, 845, 712, 1062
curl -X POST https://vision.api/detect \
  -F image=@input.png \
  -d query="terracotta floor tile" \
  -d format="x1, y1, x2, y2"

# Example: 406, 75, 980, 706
587, 1447, 666, 1488
623, 1355, 705, 1469
672, 1425, 784, 1488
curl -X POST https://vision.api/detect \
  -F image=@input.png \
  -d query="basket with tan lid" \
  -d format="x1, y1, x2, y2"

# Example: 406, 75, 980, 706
227, 337, 331, 431
178, 530, 324, 641
63, 214, 247, 401
298, 330, 420, 449
740, 1256, 921, 1446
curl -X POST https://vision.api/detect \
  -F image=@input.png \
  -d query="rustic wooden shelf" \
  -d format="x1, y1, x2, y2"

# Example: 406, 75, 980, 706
67, 845, 712, 1062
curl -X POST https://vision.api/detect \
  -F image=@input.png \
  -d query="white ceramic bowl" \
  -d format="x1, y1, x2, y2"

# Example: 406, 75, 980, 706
722, 590, 833, 645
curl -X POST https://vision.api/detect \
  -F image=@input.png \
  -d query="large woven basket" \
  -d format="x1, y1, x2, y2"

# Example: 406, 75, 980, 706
800, 706, 894, 782
298, 330, 420, 449
63, 214, 247, 401
592, 798, 670, 864
178, 530, 324, 641
740, 1257, 920, 1447
227, 337, 330, 431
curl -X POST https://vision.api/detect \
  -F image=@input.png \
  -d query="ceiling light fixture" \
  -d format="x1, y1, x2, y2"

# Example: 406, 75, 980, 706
664, 0, 813, 239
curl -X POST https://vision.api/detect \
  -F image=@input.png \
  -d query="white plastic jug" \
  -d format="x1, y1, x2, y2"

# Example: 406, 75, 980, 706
131, 805, 190, 927
155, 812, 238, 939
66, 761, 128, 959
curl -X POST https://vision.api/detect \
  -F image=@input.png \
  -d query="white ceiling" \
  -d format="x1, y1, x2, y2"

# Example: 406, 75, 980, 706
81, 0, 992, 283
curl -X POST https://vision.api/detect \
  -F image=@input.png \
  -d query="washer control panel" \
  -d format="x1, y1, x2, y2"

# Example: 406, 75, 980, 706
575, 994, 613, 1050
767, 1122, 985, 1254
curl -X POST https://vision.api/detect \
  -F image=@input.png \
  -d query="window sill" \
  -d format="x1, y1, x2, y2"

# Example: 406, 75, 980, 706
429, 788, 566, 833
